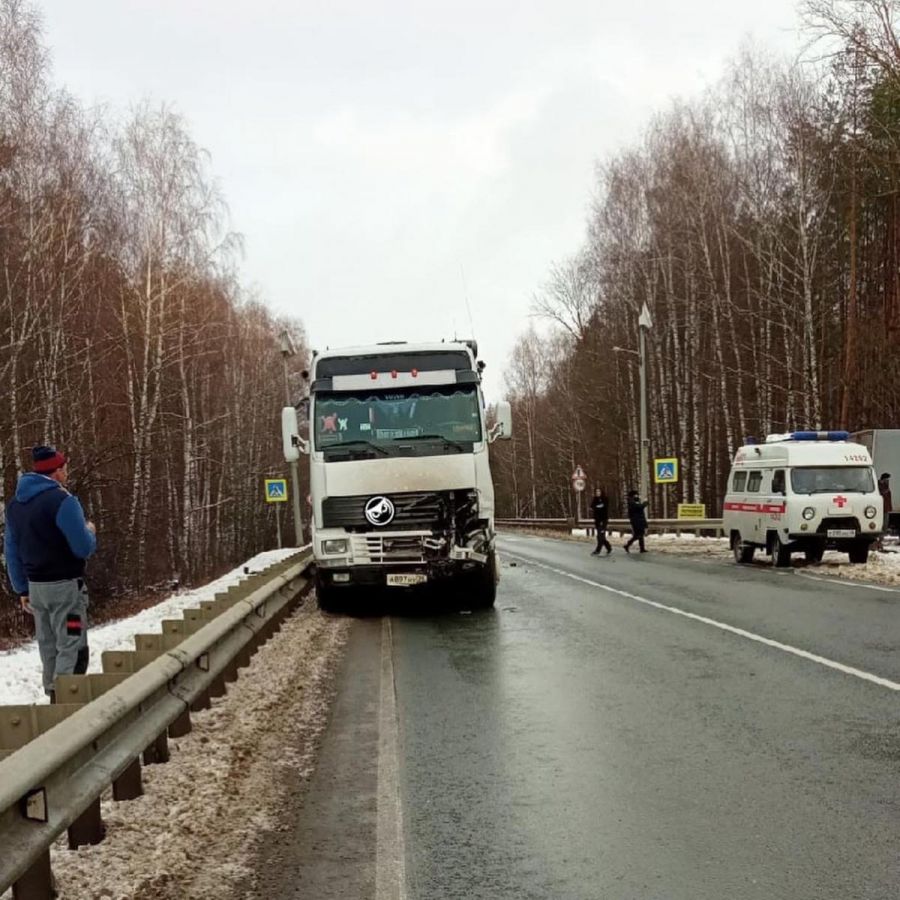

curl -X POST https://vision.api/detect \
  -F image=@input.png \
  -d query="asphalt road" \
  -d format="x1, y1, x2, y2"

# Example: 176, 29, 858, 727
256, 533, 899, 900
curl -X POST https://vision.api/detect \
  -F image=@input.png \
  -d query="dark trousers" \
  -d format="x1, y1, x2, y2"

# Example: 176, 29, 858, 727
594, 526, 611, 553
626, 528, 646, 551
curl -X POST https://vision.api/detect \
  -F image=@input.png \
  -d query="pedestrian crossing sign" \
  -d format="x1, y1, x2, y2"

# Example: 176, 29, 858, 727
265, 478, 289, 502
654, 458, 678, 484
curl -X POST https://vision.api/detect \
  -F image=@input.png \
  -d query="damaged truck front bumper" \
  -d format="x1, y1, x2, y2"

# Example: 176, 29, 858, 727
314, 527, 494, 589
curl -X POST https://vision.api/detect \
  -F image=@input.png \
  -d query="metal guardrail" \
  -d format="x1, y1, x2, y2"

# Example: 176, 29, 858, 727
0, 550, 314, 898
496, 517, 725, 536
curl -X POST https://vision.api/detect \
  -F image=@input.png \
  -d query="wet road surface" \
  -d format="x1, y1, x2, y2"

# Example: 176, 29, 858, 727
259, 533, 899, 899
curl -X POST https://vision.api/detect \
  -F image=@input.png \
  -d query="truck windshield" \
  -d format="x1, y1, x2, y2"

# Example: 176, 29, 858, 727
790, 467, 874, 494
314, 386, 482, 454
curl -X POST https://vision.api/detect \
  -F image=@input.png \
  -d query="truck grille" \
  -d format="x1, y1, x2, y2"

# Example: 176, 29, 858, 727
323, 491, 454, 531
351, 534, 427, 564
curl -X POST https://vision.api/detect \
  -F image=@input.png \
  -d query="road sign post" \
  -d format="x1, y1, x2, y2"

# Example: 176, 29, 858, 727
571, 466, 586, 522
265, 479, 289, 549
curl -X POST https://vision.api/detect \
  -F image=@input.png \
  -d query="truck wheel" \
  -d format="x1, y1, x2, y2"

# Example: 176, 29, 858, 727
848, 541, 870, 565
315, 573, 343, 614
731, 533, 754, 564
469, 552, 498, 609
769, 533, 791, 568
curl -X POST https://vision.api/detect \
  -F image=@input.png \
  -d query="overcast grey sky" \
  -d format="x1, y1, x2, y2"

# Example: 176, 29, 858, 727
42, 1, 802, 398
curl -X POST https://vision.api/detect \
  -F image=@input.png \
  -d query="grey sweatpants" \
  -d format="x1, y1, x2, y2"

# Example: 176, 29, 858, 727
29, 578, 90, 696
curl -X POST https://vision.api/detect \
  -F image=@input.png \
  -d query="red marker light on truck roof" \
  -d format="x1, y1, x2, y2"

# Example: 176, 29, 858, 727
370, 371, 378, 380
411, 368, 418, 377
391, 370, 398, 379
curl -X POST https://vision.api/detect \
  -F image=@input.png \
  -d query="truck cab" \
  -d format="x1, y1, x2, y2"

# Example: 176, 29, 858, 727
724, 431, 882, 566
304, 341, 511, 609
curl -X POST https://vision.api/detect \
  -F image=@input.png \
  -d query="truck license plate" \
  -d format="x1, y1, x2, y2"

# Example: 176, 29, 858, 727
827, 529, 855, 538
387, 573, 427, 587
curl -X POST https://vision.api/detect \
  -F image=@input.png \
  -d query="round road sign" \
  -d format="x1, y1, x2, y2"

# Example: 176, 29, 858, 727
573, 477, 586, 492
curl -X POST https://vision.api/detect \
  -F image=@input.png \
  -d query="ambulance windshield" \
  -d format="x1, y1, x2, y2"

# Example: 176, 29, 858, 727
790, 467, 874, 494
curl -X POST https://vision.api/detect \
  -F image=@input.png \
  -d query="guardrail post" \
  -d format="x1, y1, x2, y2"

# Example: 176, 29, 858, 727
208, 672, 227, 698
190, 689, 211, 712
67, 798, 105, 848
11, 849, 53, 900
112, 757, 143, 801
168, 706, 192, 738
223, 658, 239, 683
236, 644, 252, 670
142, 730, 169, 765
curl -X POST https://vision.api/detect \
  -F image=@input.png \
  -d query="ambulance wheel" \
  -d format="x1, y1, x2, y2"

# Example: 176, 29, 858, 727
769, 533, 791, 568
848, 541, 870, 565
731, 533, 754, 564
804, 545, 824, 564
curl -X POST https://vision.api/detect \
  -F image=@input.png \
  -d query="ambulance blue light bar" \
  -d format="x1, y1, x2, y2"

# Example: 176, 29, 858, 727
790, 431, 849, 441
764, 430, 850, 443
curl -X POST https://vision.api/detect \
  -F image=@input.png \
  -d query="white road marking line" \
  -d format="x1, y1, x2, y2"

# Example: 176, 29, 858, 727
375, 618, 407, 900
505, 553, 900, 693
796, 570, 900, 594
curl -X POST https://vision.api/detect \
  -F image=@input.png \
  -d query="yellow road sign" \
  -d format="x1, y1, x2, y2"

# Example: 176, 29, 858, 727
677, 503, 706, 519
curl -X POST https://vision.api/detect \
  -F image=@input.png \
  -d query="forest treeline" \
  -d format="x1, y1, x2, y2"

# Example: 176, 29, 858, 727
493, 0, 900, 519
0, 0, 307, 629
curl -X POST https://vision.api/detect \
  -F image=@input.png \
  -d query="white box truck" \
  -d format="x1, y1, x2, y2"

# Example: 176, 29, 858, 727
288, 340, 511, 611
851, 429, 900, 531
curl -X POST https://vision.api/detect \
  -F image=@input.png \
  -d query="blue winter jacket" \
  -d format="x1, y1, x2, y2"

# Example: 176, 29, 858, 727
4, 473, 96, 594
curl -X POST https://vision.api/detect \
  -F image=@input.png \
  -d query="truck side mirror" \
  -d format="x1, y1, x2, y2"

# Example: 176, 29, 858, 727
489, 401, 513, 443
282, 406, 309, 459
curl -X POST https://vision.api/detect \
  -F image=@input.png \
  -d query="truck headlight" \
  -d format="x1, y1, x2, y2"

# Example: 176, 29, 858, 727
802, 507, 815, 520
864, 506, 877, 519
322, 539, 348, 554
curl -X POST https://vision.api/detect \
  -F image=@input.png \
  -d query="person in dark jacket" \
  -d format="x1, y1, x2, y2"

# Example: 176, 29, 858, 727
4, 446, 97, 699
589, 487, 612, 555
879, 473, 892, 528
624, 489, 648, 553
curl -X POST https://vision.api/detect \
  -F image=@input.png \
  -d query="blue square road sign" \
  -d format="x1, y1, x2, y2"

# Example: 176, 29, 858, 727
265, 478, 289, 502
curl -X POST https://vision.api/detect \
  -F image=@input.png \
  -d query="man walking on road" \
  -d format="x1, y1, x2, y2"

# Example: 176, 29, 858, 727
624, 489, 648, 553
589, 487, 612, 555
4, 446, 97, 700
878, 472, 892, 531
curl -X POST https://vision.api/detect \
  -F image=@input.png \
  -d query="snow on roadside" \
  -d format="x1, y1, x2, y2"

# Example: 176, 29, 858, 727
0, 547, 305, 705
3, 600, 350, 900
812, 549, 900, 587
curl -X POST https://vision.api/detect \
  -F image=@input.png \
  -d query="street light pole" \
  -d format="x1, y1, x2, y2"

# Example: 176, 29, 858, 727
280, 331, 304, 546
638, 321, 649, 503
613, 304, 653, 502
638, 303, 653, 503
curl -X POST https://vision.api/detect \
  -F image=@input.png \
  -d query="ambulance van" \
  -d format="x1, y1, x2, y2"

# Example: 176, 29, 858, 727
723, 431, 882, 567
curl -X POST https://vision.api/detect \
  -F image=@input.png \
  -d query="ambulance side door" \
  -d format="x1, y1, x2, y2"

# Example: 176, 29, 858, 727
746, 469, 764, 543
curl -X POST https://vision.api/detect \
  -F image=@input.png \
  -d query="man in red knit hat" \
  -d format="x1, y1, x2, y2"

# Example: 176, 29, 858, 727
4, 446, 97, 700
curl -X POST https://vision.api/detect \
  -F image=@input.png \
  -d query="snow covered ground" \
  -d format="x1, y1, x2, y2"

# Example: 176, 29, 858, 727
2, 597, 349, 900
0, 547, 304, 705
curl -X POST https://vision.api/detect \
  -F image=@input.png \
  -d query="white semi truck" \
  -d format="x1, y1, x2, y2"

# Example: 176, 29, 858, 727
285, 340, 511, 610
